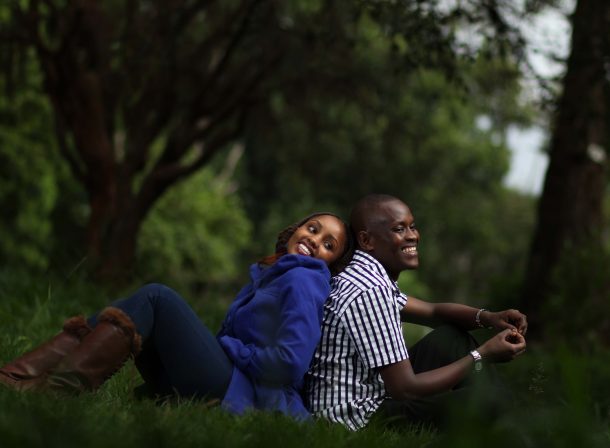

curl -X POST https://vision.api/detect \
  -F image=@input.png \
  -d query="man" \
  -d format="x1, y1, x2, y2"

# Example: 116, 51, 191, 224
304, 194, 527, 431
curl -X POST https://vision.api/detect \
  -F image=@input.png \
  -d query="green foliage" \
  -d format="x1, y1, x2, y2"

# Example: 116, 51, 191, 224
136, 167, 252, 295
0, 57, 58, 272
470, 347, 610, 448
241, 59, 536, 304
397, 270, 431, 300
1, 0, 536, 304
2, 275, 610, 447
543, 240, 610, 349
398, 271, 434, 343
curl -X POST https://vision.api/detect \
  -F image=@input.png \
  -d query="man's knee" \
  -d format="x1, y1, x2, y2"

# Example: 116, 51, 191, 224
421, 324, 475, 346
410, 325, 478, 369
434, 324, 472, 339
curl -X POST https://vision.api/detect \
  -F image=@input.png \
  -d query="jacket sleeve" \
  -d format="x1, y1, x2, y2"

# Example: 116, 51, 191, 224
217, 282, 255, 338
218, 268, 329, 385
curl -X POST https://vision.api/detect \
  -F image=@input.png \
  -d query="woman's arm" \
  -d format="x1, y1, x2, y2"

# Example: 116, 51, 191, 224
219, 269, 328, 384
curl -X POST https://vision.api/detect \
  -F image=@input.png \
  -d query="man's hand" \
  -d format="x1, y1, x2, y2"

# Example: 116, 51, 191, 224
477, 328, 526, 363
481, 309, 528, 335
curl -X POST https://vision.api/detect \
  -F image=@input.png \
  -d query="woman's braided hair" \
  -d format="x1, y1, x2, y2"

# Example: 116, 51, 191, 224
261, 212, 354, 276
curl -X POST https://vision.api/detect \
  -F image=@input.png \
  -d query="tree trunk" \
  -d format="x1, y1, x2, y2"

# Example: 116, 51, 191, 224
90, 203, 143, 284
521, 0, 609, 334
37, 28, 145, 283
29, 1, 254, 285
49, 72, 144, 283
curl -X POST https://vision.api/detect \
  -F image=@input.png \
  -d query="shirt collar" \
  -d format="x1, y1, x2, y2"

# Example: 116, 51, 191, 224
351, 250, 402, 295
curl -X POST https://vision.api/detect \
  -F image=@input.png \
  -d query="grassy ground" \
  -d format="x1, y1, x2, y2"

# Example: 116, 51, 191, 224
1, 271, 609, 447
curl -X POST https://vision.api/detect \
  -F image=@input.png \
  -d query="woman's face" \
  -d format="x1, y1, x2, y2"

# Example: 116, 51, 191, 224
286, 215, 347, 266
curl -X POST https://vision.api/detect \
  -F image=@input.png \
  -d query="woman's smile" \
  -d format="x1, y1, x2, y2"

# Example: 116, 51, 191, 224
297, 242, 314, 256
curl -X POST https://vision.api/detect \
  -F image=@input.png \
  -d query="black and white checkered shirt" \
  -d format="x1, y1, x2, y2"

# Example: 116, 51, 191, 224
304, 250, 409, 431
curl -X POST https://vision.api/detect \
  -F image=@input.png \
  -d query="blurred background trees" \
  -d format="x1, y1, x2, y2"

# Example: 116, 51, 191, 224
520, 0, 610, 341
0, 0, 608, 347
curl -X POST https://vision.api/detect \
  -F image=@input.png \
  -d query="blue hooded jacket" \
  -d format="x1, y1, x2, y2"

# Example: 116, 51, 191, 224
217, 254, 330, 419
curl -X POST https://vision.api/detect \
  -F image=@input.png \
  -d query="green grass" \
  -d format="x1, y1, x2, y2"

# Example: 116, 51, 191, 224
1, 271, 610, 447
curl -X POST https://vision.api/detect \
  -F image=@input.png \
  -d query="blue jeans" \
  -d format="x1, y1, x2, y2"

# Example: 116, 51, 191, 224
87, 283, 233, 400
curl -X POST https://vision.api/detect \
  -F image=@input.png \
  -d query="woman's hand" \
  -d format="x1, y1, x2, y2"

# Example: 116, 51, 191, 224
477, 328, 526, 363
482, 309, 528, 335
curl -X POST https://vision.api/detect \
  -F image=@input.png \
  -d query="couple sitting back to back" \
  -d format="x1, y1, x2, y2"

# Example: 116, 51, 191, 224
0, 194, 526, 431
305, 194, 527, 430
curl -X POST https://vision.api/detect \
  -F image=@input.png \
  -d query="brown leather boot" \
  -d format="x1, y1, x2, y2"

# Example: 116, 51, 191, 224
0, 316, 91, 391
47, 307, 142, 394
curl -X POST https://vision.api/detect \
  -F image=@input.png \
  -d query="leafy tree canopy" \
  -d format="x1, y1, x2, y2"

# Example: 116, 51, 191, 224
240, 50, 535, 301
0, 57, 59, 272
0, 0, 539, 296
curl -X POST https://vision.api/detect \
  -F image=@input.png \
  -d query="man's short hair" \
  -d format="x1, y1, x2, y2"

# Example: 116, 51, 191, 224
350, 194, 403, 236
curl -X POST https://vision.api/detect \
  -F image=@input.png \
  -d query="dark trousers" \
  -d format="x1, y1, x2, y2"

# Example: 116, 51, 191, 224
87, 283, 232, 400
373, 325, 509, 428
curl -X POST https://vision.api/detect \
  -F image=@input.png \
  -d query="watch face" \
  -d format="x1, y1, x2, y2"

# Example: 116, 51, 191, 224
474, 361, 483, 372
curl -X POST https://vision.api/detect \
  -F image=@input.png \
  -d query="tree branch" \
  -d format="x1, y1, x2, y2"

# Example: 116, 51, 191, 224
53, 113, 86, 184
151, 115, 245, 189
183, 0, 265, 112
135, 106, 247, 222
205, 0, 263, 91
172, 0, 218, 33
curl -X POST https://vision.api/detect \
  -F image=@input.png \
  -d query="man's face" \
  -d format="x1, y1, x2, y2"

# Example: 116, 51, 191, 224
361, 200, 419, 281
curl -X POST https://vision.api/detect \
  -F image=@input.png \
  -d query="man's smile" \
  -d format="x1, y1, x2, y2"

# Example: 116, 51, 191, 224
401, 246, 417, 255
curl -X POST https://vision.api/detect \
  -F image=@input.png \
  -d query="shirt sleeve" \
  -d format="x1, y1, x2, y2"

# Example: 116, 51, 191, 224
218, 268, 329, 385
342, 285, 408, 369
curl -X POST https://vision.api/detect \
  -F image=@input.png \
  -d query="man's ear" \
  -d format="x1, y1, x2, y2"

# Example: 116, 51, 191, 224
358, 230, 375, 251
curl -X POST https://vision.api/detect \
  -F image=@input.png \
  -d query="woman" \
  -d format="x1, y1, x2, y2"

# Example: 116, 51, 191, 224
0, 212, 353, 420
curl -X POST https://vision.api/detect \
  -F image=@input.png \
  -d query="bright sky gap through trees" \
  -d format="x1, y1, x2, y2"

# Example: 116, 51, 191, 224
442, 0, 573, 195
504, 1, 572, 195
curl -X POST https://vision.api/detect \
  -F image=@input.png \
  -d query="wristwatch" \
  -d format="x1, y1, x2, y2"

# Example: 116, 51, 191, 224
470, 349, 483, 372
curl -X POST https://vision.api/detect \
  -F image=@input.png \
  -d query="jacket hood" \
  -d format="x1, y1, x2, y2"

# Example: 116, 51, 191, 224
250, 254, 330, 288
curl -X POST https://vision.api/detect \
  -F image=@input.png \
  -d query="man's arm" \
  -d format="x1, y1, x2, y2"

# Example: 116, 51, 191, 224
401, 296, 528, 334
380, 328, 526, 399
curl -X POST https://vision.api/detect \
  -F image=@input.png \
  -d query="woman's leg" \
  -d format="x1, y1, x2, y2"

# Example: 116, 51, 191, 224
0, 316, 91, 391
88, 283, 232, 400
